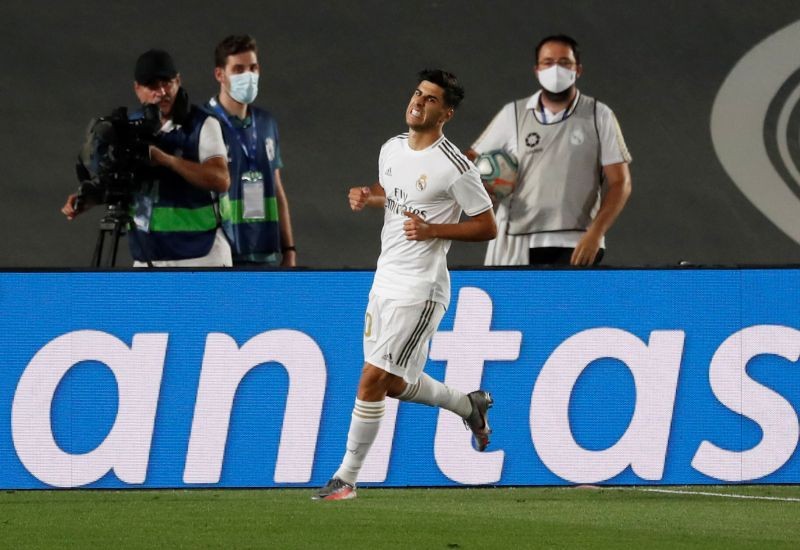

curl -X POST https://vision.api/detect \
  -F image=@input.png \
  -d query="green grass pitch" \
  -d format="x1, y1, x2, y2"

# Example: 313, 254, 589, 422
1, 486, 799, 549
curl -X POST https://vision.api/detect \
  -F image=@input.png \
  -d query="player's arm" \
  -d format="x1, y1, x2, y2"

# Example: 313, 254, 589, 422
571, 161, 632, 266
348, 183, 386, 211
403, 208, 497, 242
404, 167, 497, 241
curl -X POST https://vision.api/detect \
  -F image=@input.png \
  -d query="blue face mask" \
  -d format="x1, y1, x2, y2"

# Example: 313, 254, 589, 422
228, 71, 259, 104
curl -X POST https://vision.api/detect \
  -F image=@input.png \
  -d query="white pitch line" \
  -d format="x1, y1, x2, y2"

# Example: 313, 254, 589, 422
631, 487, 800, 503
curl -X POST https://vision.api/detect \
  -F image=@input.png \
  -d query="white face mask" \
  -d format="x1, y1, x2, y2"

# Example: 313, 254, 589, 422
228, 71, 259, 104
537, 65, 577, 94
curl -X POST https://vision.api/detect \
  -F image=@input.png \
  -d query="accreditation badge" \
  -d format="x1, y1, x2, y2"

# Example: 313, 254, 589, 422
241, 170, 265, 220
133, 182, 158, 232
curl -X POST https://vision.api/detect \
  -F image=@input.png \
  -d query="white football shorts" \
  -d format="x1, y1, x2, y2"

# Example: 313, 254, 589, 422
363, 293, 446, 384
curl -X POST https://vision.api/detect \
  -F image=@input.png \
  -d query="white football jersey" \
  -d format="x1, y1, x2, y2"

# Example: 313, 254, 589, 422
371, 133, 492, 306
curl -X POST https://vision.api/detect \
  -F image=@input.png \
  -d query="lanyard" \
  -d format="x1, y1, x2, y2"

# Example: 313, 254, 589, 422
538, 92, 578, 124
209, 97, 259, 169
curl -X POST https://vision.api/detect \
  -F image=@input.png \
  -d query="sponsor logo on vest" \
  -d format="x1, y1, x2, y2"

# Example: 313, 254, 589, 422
525, 132, 541, 148
265, 138, 276, 162
570, 128, 585, 146
711, 19, 800, 246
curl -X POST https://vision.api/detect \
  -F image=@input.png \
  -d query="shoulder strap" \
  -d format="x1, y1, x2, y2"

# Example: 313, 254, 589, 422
514, 100, 519, 148
592, 97, 605, 187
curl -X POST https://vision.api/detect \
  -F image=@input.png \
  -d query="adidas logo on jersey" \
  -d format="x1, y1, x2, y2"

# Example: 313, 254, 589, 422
385, 167, 392, 177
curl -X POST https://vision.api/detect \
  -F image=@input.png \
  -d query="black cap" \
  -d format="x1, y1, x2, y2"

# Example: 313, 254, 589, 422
134, 49, 178, 85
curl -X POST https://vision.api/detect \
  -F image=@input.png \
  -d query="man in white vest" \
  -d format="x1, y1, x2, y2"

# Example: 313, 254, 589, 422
468, 34, 632, 266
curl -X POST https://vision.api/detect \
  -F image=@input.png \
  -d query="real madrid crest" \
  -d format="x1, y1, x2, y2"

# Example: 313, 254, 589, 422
264, 137, 276, 161
416, 174, 427, 191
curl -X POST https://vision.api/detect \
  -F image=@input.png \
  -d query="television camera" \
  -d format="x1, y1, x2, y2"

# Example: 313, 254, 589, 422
73, 103, 161, 266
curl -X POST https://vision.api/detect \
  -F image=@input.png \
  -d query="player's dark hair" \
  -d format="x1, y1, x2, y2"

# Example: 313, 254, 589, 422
215, 35, 258, 68
417, 69, 465, 109
535, 34, 581, 65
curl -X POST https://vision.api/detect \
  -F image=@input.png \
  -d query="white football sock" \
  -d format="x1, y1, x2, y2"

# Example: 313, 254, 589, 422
396, 373, 472, 418
333, 399, 385, 485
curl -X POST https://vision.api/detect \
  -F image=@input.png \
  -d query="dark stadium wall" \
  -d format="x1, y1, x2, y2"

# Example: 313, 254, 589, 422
2, 0, 800, 268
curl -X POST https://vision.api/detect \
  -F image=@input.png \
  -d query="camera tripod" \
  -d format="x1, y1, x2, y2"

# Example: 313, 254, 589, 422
91, 203, 133, 267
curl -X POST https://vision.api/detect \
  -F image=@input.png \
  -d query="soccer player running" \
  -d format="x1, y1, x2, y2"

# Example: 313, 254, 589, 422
313, 69, 498, 501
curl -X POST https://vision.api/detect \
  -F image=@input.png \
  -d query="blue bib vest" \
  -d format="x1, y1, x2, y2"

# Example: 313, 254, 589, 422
207, 100, 281, 258
128, 106, 220, 262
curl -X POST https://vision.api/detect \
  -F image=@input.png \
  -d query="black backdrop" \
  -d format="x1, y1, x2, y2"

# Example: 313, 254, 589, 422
3, 0, 800, 267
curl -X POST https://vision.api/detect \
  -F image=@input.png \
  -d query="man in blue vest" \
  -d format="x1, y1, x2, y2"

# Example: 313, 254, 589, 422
207, 35, 296, 267
63, 49, 232, 267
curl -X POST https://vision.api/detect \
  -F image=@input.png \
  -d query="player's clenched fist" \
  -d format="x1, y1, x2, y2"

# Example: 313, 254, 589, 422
349, 186, 371, 211
403, 211, 434, 241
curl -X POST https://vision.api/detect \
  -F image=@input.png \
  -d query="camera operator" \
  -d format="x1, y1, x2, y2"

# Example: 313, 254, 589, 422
62, 49, 232, 267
